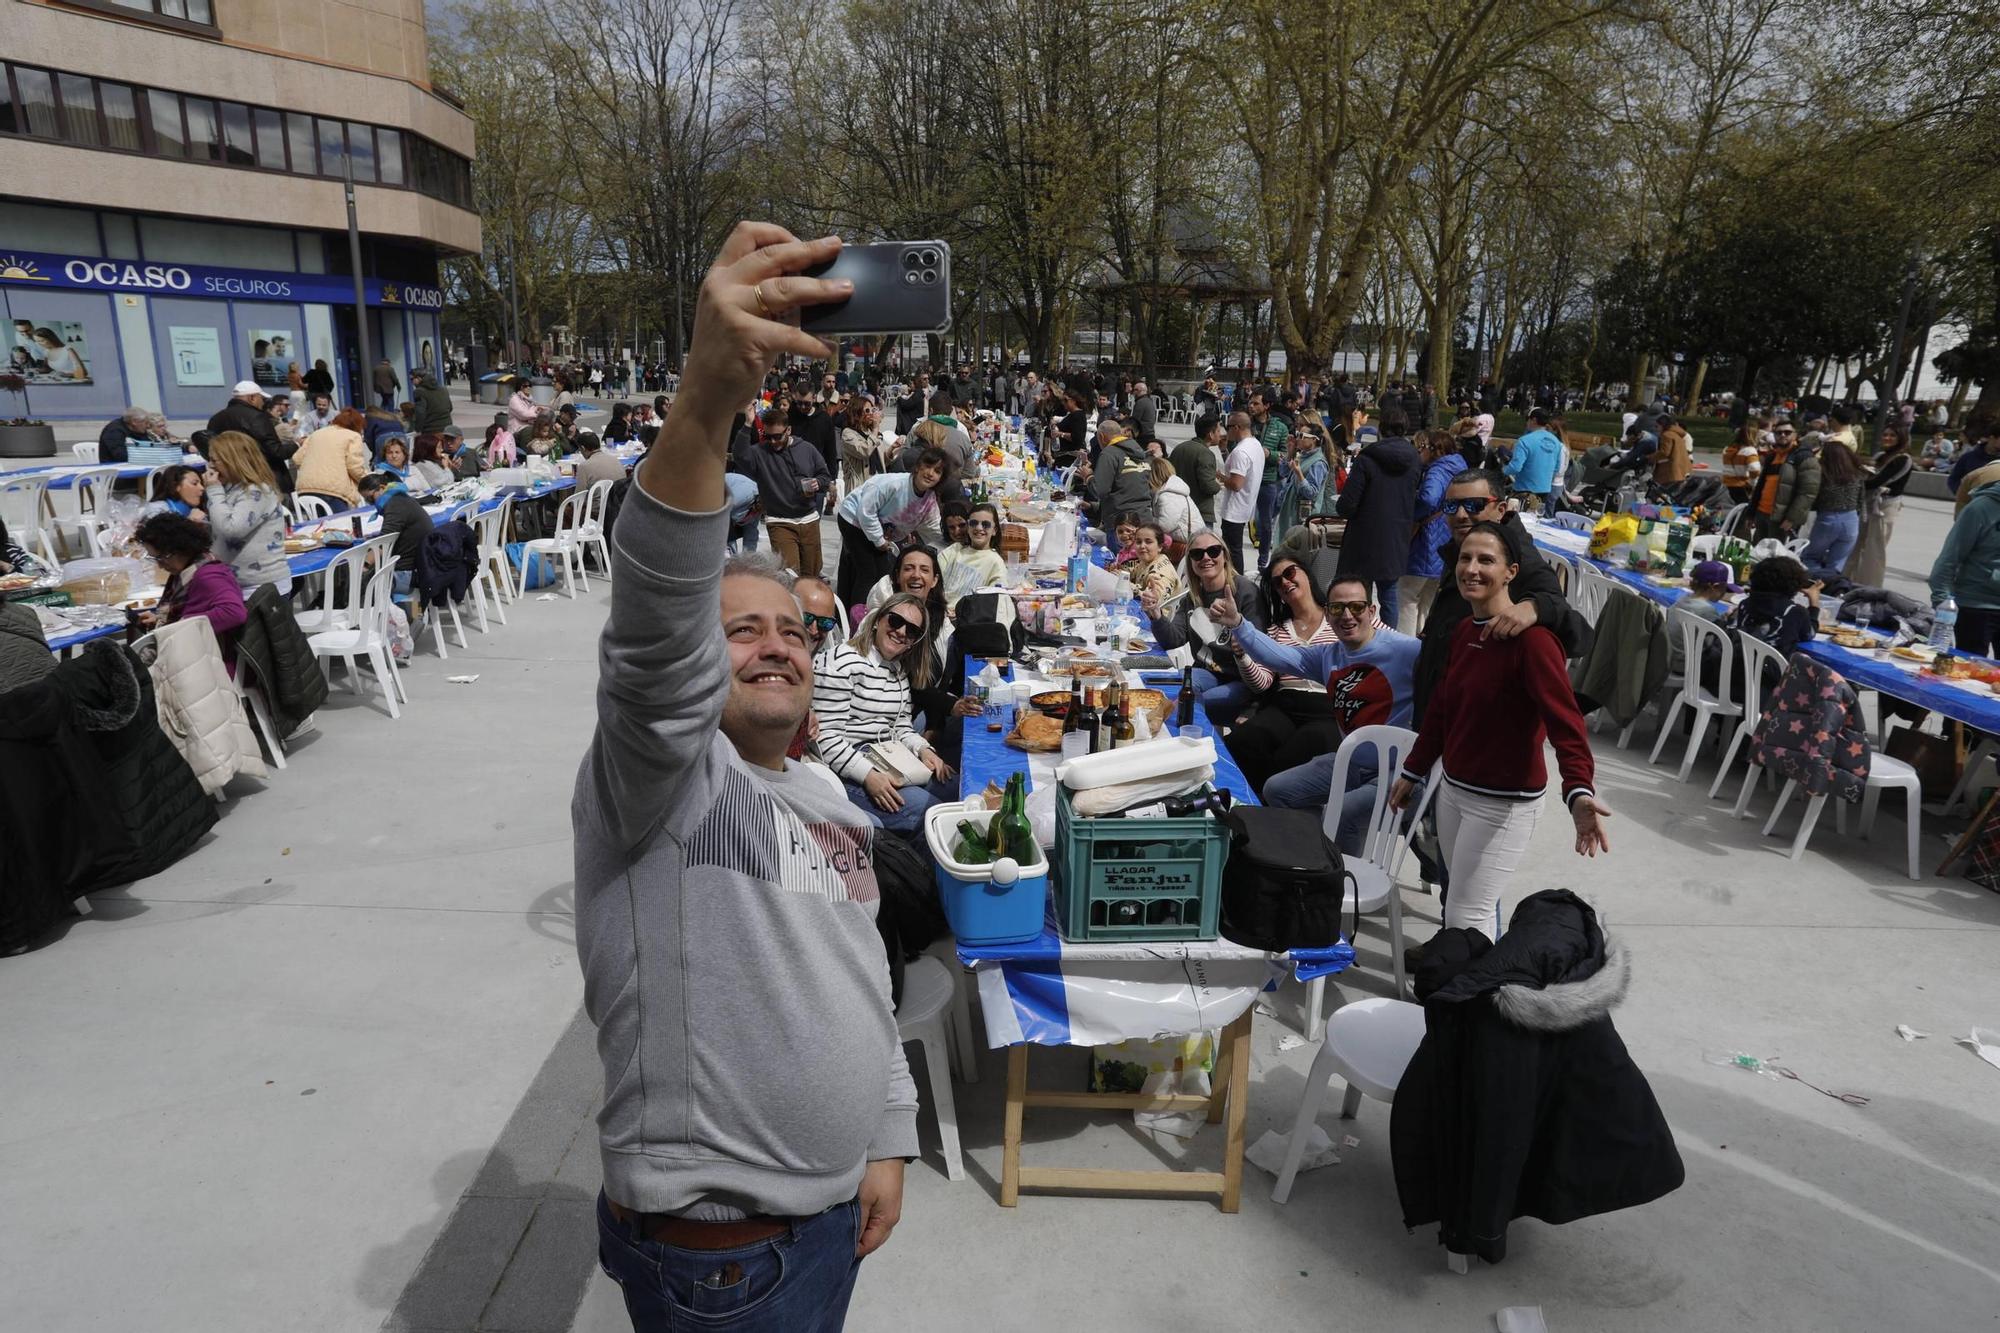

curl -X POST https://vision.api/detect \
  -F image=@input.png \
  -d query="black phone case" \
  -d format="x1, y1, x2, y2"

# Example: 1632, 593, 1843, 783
799, 241, 952, 336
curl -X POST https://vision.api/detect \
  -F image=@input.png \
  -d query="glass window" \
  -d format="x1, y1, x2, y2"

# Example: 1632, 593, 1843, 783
346, 122, 375, 181
182, 96, 217, 161
147, 88, 184, 157
219, 102, 254, 166
316, 117, 345, 176
157, 0, 186, 17
99, 82, 141, 152
57, 74, 102, 147
286, 112, 315, 174
186, 0, 213, 22
253, 107, 285, 169
0, 68, 19, 137
14, 67, 58, 139
375, 128, 404, 185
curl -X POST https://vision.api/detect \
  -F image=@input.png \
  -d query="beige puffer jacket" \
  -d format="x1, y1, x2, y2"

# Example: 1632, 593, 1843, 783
294, 426, 370, 505
150, 615, 267, 795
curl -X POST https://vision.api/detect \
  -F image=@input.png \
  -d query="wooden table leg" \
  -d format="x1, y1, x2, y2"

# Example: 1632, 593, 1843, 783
1000, 1044, 1027, 1207
1219, 1010, 1253, 1213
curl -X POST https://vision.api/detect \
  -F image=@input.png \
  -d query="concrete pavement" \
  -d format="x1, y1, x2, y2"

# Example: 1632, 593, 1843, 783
3, 414, 1997, 1332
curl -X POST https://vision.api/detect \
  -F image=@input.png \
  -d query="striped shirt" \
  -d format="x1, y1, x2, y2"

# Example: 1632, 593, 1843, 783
1234, 615, 1341, 692
812, 642, 930, 783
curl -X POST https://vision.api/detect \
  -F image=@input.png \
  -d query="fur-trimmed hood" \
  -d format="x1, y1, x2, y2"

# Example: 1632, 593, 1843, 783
1492, 934, 1630, 1032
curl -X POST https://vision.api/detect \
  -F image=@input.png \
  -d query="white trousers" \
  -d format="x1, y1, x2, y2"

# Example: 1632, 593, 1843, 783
1437, 782, 1541, 934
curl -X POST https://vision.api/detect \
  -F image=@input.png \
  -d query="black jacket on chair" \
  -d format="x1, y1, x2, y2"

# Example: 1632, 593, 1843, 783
416, 519, 480, 607
1390, 890, 1684, 1263
0, 643, 214, 950
236, 584, 330, 739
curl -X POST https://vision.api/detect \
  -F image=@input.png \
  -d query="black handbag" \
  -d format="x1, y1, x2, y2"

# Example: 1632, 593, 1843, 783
1217, 806, 1355, 951
953, 590, 1020, 659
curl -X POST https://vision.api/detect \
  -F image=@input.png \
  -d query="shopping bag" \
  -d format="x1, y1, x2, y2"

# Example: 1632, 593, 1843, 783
506, 541, 555, 590
1589, 513, 1640, 560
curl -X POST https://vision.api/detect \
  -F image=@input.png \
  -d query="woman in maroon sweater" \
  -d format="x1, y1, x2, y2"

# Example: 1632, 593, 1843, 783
1390, 522, 1610, 933
134, 512, 249, 677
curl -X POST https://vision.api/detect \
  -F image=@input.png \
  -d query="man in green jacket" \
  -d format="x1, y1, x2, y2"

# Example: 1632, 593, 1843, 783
1169, 415, 1224, 523
411, 371, 455, 435
1930, 478, 2000, 656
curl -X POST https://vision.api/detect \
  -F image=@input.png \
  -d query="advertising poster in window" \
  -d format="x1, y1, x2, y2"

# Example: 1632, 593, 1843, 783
249, 328, 298, 389
8, 317, 92, 384
170, 326, 227, 387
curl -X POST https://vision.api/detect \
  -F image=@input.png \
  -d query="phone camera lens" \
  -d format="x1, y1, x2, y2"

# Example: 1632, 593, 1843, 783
903, 251, 922, 269
919, 249, 940, 267
921, 268, 938, 284
903, 270, 920, 285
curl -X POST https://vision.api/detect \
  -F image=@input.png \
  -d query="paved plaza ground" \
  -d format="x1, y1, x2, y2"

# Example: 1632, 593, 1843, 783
5, 405, 1998, 1331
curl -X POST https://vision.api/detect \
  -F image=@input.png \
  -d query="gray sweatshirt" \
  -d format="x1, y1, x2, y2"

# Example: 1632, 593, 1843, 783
572, 481, 918, 1220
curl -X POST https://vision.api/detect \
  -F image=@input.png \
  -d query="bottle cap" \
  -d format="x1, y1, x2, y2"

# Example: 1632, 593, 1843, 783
990, 857, 1020, 886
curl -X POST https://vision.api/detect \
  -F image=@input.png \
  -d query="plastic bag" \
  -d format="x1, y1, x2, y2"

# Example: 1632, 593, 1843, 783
1589, 513, 1640, 560
506, 541, 555, 590
385, 601, 414, 664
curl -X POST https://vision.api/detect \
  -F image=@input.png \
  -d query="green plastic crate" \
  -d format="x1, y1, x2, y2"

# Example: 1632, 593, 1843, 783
1052, 786, 1228, 941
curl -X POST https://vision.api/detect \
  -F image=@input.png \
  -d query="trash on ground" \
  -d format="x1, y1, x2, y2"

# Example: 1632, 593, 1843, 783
1707, 1050, 1867, 1104
446, 674, 480, 684
1341, 1134, 1361, 1150
1957, 1028, 2000, 1071
537, 593, 558, 601
1495, 1307, 1550, 1333
1275, 1032, 1306, 1052
1247, 1125, 1338, 1176
1895, 1024, 1930, 1042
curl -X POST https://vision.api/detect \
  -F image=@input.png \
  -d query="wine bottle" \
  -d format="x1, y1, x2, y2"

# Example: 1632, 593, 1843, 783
954, 820, 993, 864
1113, 683, 1135, 748
1176, 665, 1196, 730
1078, 687, 1102, 754
996, 773, 1034, 865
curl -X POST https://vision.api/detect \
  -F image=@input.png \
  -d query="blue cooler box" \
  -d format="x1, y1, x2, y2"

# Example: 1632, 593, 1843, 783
923, 801, 1049, 946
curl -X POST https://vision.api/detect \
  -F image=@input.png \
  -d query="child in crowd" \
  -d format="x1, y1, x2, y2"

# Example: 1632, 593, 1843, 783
937, 502, 1008, 610
485, 415, 517, 466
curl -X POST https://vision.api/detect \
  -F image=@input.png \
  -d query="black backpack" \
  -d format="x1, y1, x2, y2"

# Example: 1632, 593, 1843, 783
953, 590, 1020, 659
1217, 807, 1355, 951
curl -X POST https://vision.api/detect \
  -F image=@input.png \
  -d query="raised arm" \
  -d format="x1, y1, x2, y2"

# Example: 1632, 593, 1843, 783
586, 225, 850, 849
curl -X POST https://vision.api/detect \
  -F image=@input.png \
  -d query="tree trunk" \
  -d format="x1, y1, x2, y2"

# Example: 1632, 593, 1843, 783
1686, 356, 1710, 407
1628, 354, 1650, 408
1947, 376, 1971, 427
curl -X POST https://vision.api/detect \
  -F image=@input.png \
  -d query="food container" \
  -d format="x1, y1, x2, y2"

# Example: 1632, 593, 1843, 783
923, 801, 1050, 946
57, 557, 149, 606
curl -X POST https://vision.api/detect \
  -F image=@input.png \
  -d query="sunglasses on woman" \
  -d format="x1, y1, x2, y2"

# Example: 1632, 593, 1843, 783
882, 612, 924, 641
1442, 496, 1493, 516
1188, 545, 1226, 562
966, 519, 995, 530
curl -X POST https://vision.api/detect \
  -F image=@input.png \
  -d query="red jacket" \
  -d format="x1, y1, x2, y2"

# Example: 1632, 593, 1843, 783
1401, 618, 1594, 806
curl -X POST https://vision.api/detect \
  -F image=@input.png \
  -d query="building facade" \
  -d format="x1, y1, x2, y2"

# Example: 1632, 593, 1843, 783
0, 0, 478, 424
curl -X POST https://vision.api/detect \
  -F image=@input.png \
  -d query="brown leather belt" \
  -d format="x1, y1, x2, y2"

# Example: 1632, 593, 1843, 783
606, 1198, 791, 1250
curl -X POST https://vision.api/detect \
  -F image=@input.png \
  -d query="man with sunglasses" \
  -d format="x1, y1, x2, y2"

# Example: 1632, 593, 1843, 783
1412, 470, 1589, 728
795, 575, 845, 661
734, 405, 835, 577
1213, 577, 1420, 853
574, 224, 915, 1331
1751, 417, 1821, 542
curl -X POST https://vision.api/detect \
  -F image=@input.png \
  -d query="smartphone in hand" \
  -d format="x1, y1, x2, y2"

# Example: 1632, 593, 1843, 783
800, 241, 952, 337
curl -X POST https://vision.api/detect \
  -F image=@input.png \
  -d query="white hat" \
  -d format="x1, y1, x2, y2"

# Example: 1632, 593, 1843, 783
233, 380, 263, 396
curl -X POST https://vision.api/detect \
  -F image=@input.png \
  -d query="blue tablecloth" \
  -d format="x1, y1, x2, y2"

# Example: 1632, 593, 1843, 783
1525, 518, 2000, 732
952, 660, 1354, 1047
44, 621, 124, 654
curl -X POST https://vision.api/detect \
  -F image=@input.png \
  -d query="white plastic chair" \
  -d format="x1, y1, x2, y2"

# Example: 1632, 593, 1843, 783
1709, 634, 1787, 800
291, 493, 333, 523
294, 535, 390, 636
467, 497, 513, 630
895, 956, 964, 1182
1570, 558, 1612, 628
309, 564, 406, 718
1648, 608, 1743, 782
1301, 726, 1427, 1038
241, 680, 288, 770
577, 478, 616, 575
0, 473, 60, 567
71, 441, 99, 463
48, 465, 120, 559
1744, 757, 1923, 880
520, 491, 591, 598
1271, 996, 1426, 1205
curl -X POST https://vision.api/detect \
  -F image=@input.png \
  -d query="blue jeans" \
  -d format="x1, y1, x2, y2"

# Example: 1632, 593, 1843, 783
596, 1191, 862, 1332
1801, 510, 1859, 581
1370, 578, 1399, 630
1190, 669, 1251, 723
1254, 477, 1282, 568
1263, 757, 1378, 856
844, 778, 937, 833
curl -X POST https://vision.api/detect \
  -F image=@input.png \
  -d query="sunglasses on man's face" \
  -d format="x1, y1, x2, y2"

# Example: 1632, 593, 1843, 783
882, 613, 924, 641
1327, 600, 1373, 619
802, 612, 840, 636
1189, 546, 1226, 562
1442, 496, 1493, 516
